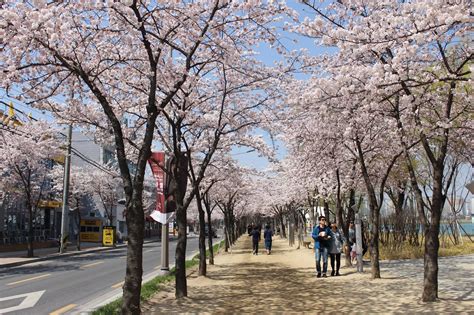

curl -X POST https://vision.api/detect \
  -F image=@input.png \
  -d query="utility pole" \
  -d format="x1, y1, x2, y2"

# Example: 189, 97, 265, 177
161, 219, 170, 272
161, 123, 172, 273
60, 125, 72, 254
355, 212, 363, 272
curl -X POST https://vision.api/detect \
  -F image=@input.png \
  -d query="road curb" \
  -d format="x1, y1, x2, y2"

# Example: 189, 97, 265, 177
74, 237, 222, 314
73, 250, 201, 315
0, 238, 162, 269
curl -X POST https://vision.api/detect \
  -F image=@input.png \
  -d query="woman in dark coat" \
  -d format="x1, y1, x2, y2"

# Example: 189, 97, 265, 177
264, 225, 273, 255
251, 226, 261, 255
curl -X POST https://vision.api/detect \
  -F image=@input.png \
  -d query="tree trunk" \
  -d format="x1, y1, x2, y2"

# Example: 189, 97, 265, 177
369, 202, 381, 279
174, 153, 189, 299
229, 209, 236, 245
223, 211, 229, 252
279, 212, 286, 239
234, 218, 240, 242
121, 197, 145, 314
175, 203, 187, 298
343, 189, 356, 267
355, 137, 383, 279
323, 200, 330, 225
297, 213, 303, 249
422, 167, 444, 302
423, 221, 440, 302
335, 169, 348, 263
388, 183, 406, 245
206, 208, 214, 265
27, 205, 34, 258
392, 84, 453, 302
288, 214, 294, 246
195, 193, 206, 276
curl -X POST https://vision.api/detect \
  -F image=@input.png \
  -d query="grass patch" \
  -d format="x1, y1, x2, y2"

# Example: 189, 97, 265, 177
93, 240, 225, 315
193, 239, 224, 260
92, 265, 186, 315
378, 236, 474, 260
439, 237, 474, 257
140, 271, 177, 302
92, 298, 122, 315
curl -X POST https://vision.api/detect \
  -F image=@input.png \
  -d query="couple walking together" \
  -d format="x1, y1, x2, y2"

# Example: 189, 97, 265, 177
250, 224, 273, 255
312, 215, 344, 278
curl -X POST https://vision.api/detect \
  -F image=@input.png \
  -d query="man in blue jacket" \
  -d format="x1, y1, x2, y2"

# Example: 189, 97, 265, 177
312, 215, 331, 278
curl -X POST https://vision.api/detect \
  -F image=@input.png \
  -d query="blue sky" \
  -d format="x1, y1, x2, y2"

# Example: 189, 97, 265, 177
233, 2, 326, 170
0, 2, 325, 171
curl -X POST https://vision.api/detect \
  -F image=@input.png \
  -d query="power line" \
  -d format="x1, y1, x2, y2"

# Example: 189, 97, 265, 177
70, 147, 118, 177
0, 115, 118, 177
0, 93, 49, 118
0, 86, 54, 117
0, 99, 128, 178
4, 100, 123, 170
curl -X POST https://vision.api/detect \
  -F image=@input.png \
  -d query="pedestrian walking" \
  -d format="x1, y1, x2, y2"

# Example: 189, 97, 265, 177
311, 215, 331, 278
251, 225, 261, 255
264, 224, 273, 255
351, 243, 357, 264
329, 223, 344, 276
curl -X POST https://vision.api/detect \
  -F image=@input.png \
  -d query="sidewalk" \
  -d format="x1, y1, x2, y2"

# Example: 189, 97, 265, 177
142, 236, 474, 314
0, 236, 163, 268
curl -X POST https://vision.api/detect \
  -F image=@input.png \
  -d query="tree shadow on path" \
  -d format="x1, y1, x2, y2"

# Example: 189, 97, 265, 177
143, 237, 474, 314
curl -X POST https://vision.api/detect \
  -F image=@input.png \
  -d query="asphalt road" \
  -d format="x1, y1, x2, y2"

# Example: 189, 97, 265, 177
0, 234, 215, 314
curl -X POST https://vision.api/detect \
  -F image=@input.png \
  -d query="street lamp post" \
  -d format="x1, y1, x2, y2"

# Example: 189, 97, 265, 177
60, 124, 72, 254
161, 220, 170, 272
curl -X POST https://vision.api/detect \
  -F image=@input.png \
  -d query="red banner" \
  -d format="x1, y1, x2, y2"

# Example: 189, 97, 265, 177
148, 152, 168, 224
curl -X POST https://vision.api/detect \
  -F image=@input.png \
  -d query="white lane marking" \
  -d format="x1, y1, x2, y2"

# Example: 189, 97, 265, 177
0, 290, 45, 313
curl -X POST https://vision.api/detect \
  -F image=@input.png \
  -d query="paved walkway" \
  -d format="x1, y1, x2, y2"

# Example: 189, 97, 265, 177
143, 236, 474, 314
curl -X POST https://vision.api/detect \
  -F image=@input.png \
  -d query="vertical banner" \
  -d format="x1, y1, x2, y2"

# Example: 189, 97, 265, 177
148, 152, 170, 224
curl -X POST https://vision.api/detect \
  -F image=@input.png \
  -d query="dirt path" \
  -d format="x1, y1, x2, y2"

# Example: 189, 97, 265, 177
142, 236, 474, 314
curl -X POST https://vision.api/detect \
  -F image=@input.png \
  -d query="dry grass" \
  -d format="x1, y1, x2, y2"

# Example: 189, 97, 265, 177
378, 236, 474, 260
439, 237, 474, 257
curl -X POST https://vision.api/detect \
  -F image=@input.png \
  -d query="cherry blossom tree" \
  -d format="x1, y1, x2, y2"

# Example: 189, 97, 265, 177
293, 0, 472, 301
0, 120, 61, 257
166, 59, 286, 277
0, 1, 291, 309
88, 168, 121, 226
140, 3, 291, 294
205, 159, 256, 252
